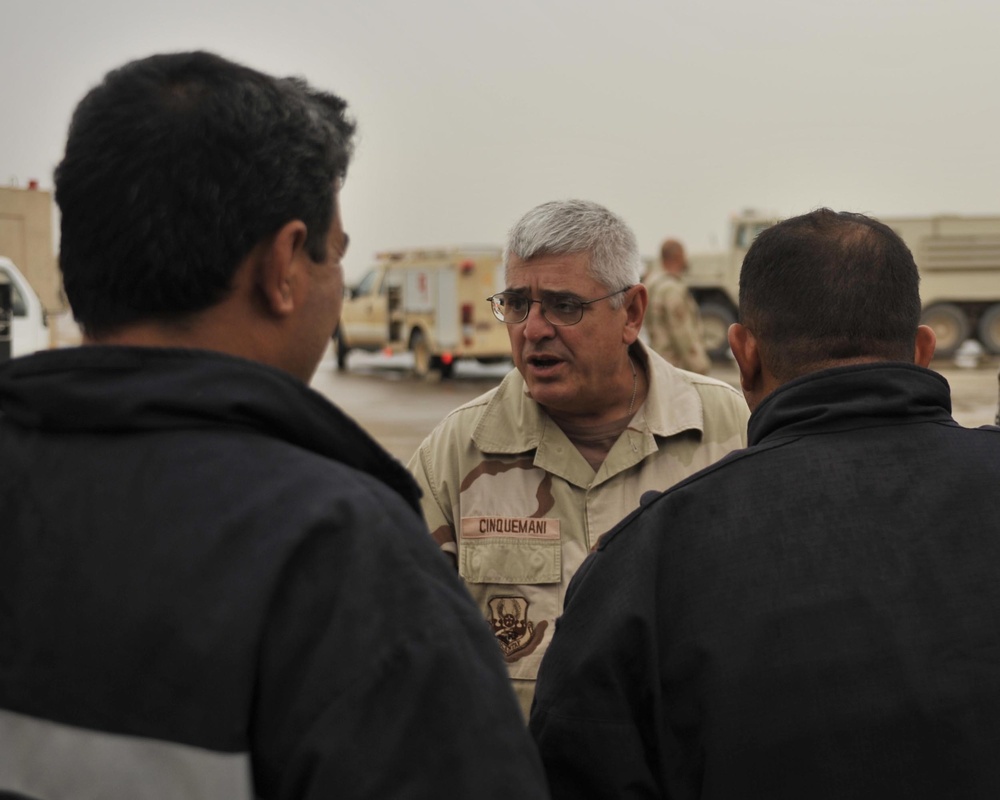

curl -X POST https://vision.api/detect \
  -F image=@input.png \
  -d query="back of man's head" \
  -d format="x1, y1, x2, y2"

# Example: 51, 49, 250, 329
504, 199, 641, 302
738, 208, 922, 381
55, 51, 355, 337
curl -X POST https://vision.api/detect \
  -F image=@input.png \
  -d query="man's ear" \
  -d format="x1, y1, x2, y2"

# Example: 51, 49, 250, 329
728, 322, 762, 399
257, 220, 309, 317
914, 324, 936, 368
622, 283, 648, 344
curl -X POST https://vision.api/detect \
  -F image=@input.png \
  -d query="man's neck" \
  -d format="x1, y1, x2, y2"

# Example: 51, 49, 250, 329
551, 409, 639, 472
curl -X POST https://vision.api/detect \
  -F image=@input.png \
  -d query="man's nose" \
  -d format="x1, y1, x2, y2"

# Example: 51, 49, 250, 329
523, 301, 555, 340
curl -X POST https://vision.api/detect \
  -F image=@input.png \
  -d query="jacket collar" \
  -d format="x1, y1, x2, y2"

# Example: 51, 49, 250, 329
0, 345, 423, 512
748, 362, 954, 446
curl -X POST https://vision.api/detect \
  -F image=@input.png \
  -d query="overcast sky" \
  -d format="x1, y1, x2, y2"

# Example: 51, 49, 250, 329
4, 0, 998, 282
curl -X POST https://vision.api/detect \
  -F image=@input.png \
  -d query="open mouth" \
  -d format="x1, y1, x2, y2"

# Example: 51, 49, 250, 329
527, 354, 562, 371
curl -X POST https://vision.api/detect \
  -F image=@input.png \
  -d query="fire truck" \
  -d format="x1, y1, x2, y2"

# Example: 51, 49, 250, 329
335, 247, 511, 378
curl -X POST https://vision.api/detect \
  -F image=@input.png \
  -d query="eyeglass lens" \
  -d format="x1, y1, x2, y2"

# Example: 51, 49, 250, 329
491, 293, 583, 326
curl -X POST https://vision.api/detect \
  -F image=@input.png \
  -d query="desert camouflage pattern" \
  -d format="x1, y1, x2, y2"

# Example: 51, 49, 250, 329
408, 341, 749, 719
645, 271, 712, 375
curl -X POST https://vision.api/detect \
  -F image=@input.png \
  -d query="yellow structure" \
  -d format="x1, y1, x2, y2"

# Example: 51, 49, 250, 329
0, 184, 62, 313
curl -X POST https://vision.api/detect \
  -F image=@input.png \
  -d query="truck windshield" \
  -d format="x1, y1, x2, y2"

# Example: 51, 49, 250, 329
354, 269, 379, 297
734, 221, 775, 250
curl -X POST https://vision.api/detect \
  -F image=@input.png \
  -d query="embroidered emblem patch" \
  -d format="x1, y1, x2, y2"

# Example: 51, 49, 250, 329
487, 595, 548, 662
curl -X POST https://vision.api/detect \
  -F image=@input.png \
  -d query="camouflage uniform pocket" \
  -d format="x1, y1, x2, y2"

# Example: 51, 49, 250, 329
458, 537, 561, 584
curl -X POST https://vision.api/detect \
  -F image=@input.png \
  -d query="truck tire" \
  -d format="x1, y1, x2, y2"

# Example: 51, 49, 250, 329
977, 303, 1000, 355
698, 301, 737, 359
334, 328, 349, 371
410, 330, 433, 378
920, 303, 969, 358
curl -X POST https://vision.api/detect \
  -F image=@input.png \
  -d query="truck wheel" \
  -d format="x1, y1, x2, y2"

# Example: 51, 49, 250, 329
921, 303, 969, 358
334, 328, 349, 371
698, 301, 736, 359
977, 304, 1000, 355
411, 331, 432, 378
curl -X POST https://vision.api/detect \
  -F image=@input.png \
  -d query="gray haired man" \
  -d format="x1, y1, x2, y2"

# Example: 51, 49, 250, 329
408, 198, 750, 718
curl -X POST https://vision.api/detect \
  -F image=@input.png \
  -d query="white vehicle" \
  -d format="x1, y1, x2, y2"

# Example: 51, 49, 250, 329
0, 256, 50, 357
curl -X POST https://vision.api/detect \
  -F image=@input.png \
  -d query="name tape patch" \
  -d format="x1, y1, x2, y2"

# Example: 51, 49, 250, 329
461, 516, 560, 540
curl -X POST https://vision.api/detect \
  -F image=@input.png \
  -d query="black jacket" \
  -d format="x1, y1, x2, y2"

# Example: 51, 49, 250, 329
531, 363, 1000, 799
0, 346, 548, 800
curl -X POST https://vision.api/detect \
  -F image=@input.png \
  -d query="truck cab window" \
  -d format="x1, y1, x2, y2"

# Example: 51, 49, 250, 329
735, 224, 751, 250
734, 222, 774, 250
10, 282, 26, 316
354, 269, 378, 297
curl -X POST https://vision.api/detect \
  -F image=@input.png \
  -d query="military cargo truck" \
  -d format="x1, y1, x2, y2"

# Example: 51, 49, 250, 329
335, 247, 511, 378
684, 211, 1000, 359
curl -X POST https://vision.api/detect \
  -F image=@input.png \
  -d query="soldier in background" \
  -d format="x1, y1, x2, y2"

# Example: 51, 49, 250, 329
644, 238, 711, 374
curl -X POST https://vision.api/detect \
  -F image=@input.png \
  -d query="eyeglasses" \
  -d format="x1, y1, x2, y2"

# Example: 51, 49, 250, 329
487, 286, 632, 327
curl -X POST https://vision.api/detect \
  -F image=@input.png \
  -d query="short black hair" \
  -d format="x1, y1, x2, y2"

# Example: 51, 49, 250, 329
738, 208, 921, 380
55, 51, 356, 335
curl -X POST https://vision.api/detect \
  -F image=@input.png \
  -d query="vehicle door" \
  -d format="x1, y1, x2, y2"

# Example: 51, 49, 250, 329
341, 267, 390, 347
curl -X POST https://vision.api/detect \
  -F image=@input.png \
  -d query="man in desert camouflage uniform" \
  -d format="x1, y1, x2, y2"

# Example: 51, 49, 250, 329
408, 200, 749, 718
645, 238, 712, 374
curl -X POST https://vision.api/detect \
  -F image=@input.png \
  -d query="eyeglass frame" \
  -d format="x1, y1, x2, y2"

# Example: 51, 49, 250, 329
486, 285, 633, 327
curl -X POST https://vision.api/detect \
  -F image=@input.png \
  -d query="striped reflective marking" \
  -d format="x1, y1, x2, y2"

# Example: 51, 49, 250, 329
0, 708, 252, 800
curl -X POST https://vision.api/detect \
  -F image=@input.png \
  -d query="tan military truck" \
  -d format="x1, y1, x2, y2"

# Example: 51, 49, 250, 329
684, 211, 1000, 359
335, 247, 511, 378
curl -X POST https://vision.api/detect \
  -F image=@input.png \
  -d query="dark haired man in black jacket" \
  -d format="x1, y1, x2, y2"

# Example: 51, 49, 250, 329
0, 51, 547, 800
531, 208, 1000, 799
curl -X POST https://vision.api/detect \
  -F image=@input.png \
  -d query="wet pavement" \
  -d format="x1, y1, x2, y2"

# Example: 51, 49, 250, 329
310, 345, 1000, 464
309, 349, 513, 463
